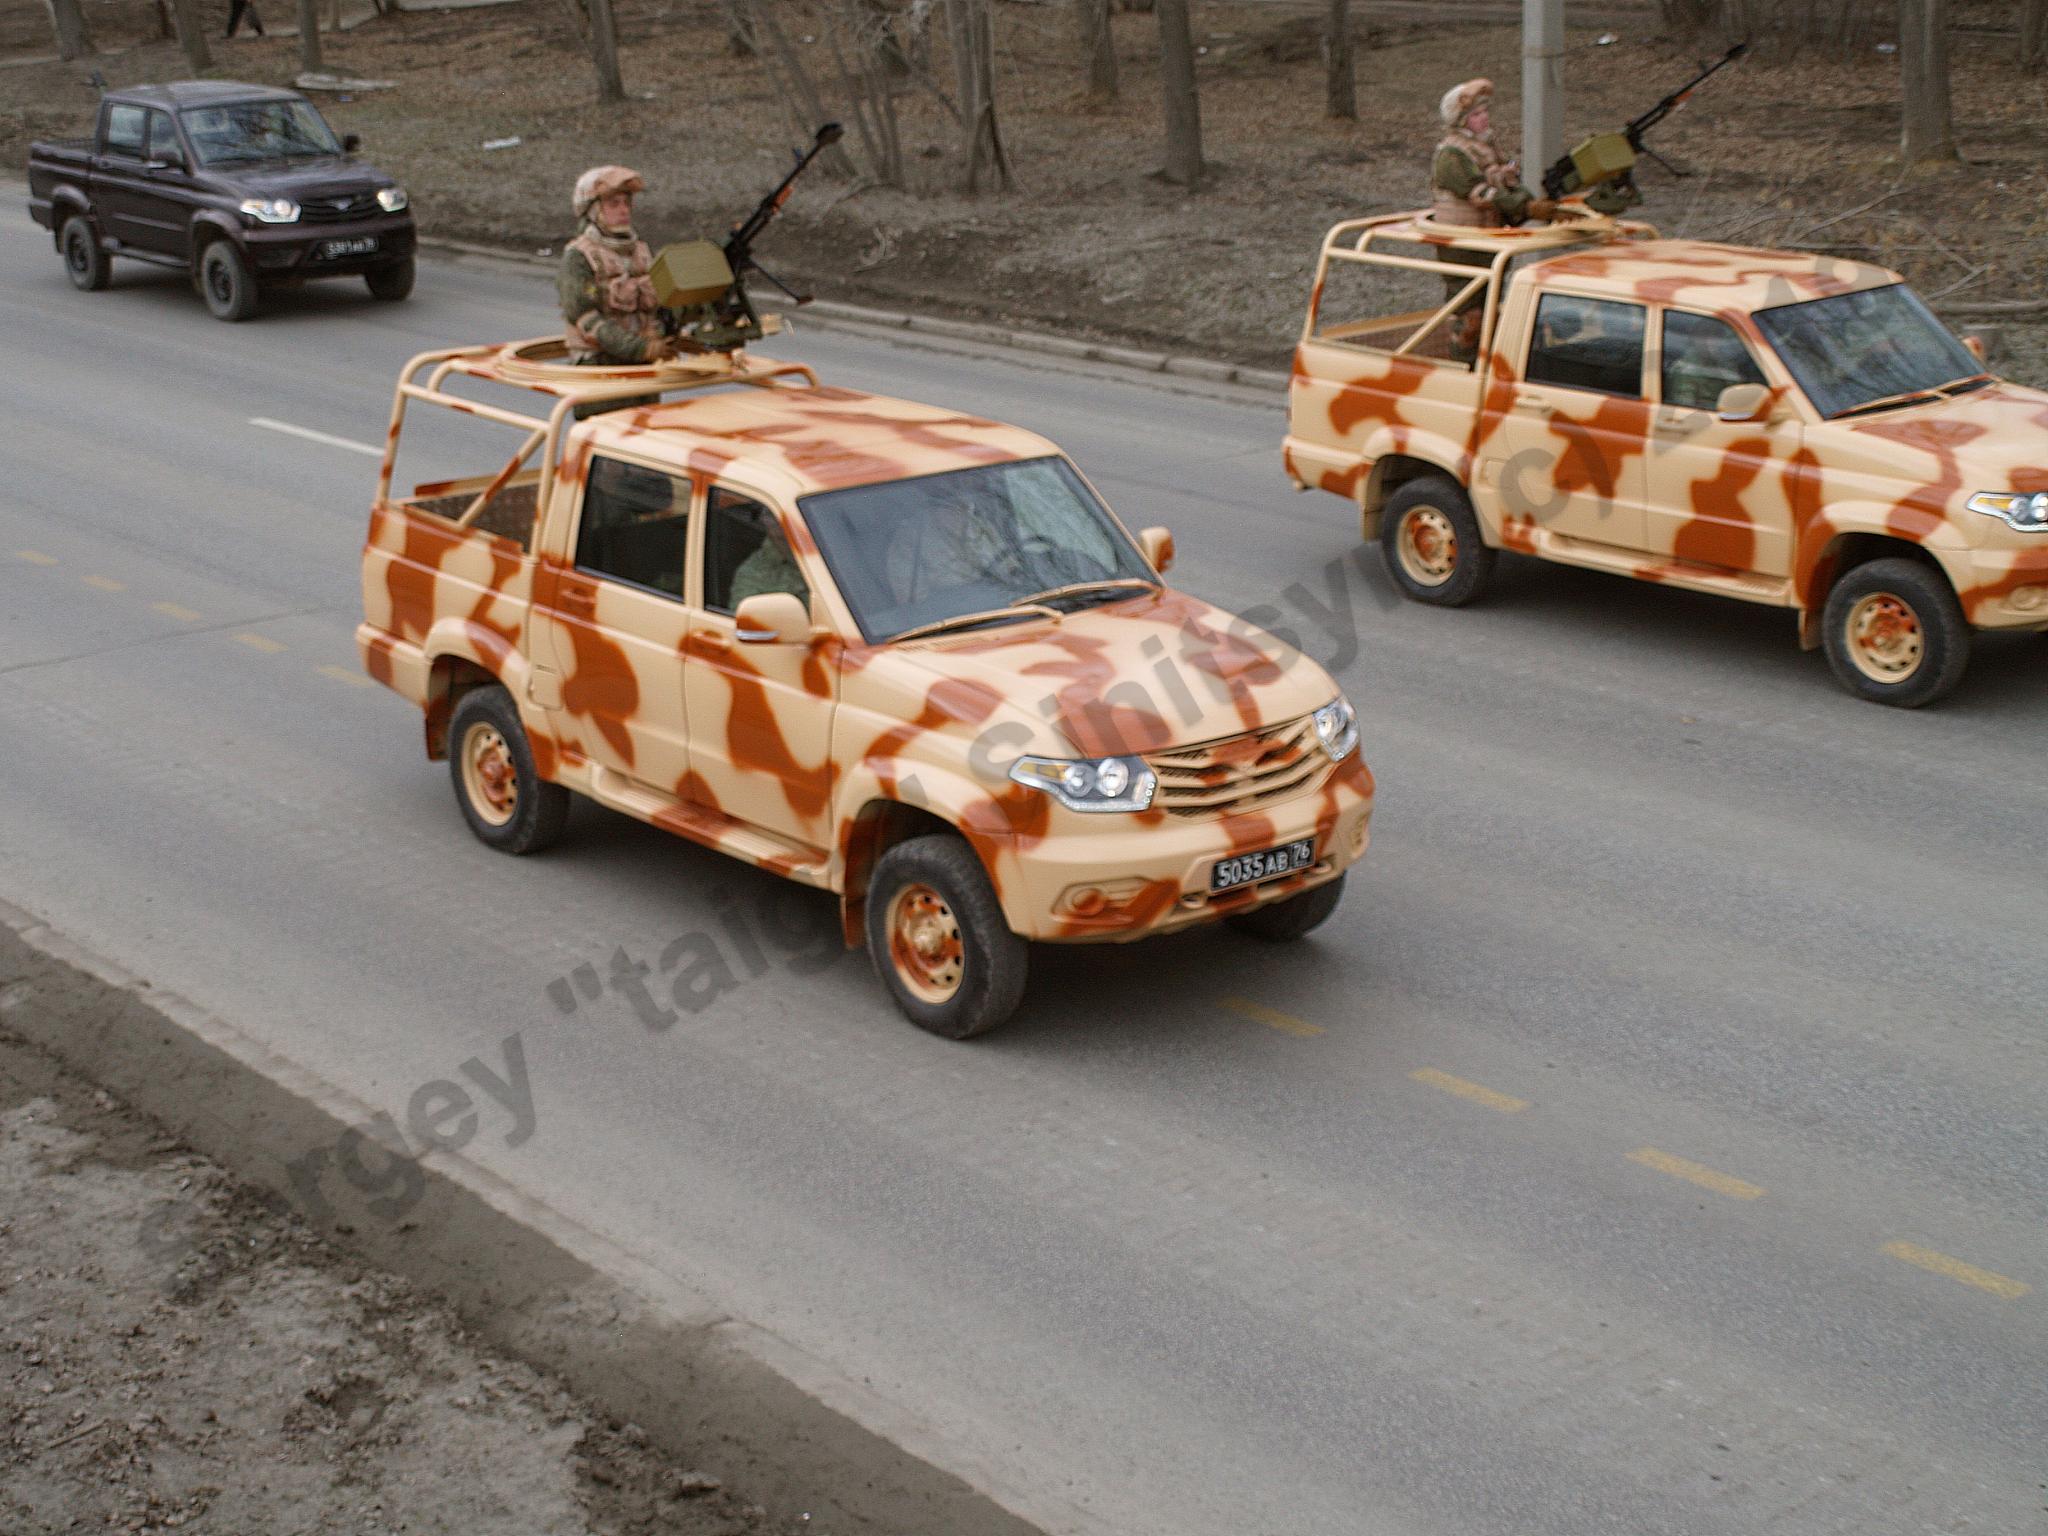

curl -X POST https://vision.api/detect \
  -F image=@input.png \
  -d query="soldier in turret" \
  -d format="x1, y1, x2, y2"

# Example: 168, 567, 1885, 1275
558, 165, 674, 366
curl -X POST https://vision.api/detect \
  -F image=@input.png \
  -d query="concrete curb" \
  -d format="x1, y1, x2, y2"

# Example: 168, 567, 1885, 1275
0, 901, 1078, 1536
418, 234, 1293, 393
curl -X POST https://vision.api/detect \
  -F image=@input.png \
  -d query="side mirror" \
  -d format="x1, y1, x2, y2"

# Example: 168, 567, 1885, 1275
733, 591, 810, 643
343, 133, 362, 153
1138, 525, 1175, 573
1962, 334, 1986, 363
1715, 382, 1772, 423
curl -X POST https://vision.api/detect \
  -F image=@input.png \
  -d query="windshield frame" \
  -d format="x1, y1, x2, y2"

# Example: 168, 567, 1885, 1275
1753, 282, 1985, 421
179, 98, 342, 167
797, 455, 1158, 645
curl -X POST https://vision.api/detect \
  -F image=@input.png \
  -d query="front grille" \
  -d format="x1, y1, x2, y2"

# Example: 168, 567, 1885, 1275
1147, 715, 1331, 819
299, 191, 379, 221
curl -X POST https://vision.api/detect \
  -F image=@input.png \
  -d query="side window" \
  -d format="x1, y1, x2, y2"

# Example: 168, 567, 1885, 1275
1660, 310, 1769, 412
145, 110, 185, 168
574, 455, 690, 600
704, 488, 809, 617
103, 104, 147, 160
1525, 293, 1646, 397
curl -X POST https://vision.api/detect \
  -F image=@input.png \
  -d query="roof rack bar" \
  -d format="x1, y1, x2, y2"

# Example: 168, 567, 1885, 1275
456, 427, 547, 530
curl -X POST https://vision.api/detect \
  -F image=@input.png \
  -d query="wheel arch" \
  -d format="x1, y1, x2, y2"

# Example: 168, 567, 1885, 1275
1796, 526, 1952, 650
837, 797, 968, 948
422, 619, 528, 760
1363, 450, 1466, 541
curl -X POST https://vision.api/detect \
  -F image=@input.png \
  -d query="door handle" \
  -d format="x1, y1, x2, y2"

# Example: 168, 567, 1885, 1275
692, 628, 731, 655
557, 586, 596, 616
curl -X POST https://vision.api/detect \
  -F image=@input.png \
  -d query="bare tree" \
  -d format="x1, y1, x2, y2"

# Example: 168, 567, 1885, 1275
166, 0, 211, 71
2023, 0, 2047, 72
747, 3, 861, 176
1898, 0, 1957, 161
1325, 0, 1354, 120
828, 0, 906, 186
585, 0, 626, 101
945, 0, 1012, 192
44, 0, 95, 58
1075, 0, 1118, 98
721, 0, 756, 55
1155, 0, 1203, 185
296, 0, 323, 71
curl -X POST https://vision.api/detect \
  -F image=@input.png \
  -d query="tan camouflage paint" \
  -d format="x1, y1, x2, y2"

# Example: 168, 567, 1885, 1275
361, 341, 1373, 946
1286, 213, 2048, 636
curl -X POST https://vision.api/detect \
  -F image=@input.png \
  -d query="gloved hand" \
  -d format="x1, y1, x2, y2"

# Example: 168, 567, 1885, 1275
1528, 198, 1587, 223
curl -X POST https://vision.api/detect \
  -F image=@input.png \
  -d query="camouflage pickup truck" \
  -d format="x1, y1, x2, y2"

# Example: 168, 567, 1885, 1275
358, 340, 1373, 1037
1286, 211, 2048, 706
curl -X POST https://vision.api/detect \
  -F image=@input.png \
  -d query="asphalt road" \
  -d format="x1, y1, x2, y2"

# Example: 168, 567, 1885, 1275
2, 215, 2043, 1536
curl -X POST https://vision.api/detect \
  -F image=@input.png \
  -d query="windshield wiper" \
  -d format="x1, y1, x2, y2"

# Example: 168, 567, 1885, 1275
889, 601, 1062, 644
1011, 577, 1160, 611
1832, 387, 1947, 420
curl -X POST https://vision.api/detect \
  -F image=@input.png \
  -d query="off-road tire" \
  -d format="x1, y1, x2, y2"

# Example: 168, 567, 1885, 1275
1821, 557, 1969, 707
60, 214, 110, 292
1226, 873, 1346, 942
1380, 477, 1495, 607
365, 257, 415, 302
865, 834, 1027, 1040
198, 240, 258, 322
448, 686, 571, 854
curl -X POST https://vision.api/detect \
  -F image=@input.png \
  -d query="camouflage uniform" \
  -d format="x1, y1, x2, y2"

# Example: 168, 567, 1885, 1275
558, 165, 664, 366
1430, 78, 1637, 229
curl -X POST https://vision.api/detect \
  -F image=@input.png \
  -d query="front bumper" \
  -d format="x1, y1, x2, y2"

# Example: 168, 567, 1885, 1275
1953, 544, 2048, 630
242, 211, 416, 277
993, 751, 1376, 943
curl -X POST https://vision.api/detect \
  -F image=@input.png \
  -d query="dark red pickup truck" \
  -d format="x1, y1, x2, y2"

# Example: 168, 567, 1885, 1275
28, 80, 416, 321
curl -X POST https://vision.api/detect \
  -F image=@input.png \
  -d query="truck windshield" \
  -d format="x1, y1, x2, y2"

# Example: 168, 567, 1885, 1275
800, 457, 1158, 643
1754, 284, 1983, 419
180, 100, 340, 165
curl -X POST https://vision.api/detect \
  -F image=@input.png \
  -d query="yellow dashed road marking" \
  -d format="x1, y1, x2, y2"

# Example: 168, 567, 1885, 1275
15, 550, 58, 566
152, 602, 204, 623
1411, 1067, 1529, 1113
1882, 1241, 2030, 1299
235, 633, 286, 653
1628, 1146, 1766, 1201
1220, 997, 1323, 1038
317, 665, 374, 689
82, 574, 127, 592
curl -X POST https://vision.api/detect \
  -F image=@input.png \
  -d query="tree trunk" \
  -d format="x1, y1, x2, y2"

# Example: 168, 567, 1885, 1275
2023, 0, 2047, 71
748, 2, 860, 176
45, 0, 95, 58
720, 0, 755, 55
295, 0, 322, 71
1897, 0, 1956, 162
586, 0, 626, 101
166, 0, 211, 70
1076, 0, 1118, 97
1324, 0, 1354, 119
945, 0, 1012, 193
1155, 0, 1203, 185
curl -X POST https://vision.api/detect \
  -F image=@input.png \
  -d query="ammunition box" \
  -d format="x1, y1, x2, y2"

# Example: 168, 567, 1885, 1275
651, 240, 736, 308
1566, 131, 1636, 191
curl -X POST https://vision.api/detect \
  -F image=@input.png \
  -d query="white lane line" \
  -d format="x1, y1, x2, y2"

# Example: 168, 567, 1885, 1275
248, 417, 383, 458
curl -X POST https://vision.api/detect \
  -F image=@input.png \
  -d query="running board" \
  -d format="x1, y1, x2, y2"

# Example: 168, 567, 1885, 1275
589, 767, 833, 888
1532, 529, 1796, 607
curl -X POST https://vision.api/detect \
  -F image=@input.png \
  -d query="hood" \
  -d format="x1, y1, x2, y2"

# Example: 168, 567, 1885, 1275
881, 587, 1341, 760
226, 158, 395, 200
1828, 381, 2048, 507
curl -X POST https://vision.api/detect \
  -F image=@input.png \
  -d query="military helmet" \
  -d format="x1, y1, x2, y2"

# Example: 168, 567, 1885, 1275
573, 164, 646, 221
1440, 78, 1494, 130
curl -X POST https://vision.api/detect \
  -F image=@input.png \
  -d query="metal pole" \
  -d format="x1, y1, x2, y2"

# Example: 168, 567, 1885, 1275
1522, 0, 1564, 178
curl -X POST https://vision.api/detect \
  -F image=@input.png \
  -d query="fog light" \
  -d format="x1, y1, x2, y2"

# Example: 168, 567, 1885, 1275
1066, 887, 1105, 917
2011, 585, 2048, 612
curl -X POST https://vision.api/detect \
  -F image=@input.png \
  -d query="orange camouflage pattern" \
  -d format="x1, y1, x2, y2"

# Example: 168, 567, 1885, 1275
360, 340, 1373, 947
1285, 212, 2048, 638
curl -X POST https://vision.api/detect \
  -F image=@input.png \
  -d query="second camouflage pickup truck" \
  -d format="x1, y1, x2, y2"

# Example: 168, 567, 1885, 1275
358, 340, 1374, 1037
28, 80, 415, 321
1286, 211, 2048, 706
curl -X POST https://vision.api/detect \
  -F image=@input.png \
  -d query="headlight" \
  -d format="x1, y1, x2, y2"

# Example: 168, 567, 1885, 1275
376, 186, 409, 213
1312, 698, 1359, 761
238, 197, 299, 224
1966, 490, 2048, 532
1009, 754, 1156, 813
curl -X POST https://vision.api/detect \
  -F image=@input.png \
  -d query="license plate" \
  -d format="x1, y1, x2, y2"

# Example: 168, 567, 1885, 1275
1210, 838, 1316, 893
319, 236, 377, 258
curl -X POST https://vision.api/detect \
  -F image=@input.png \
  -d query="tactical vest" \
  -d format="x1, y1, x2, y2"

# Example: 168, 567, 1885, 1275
1430, 139, 1506, 229
564, 229, 660, 363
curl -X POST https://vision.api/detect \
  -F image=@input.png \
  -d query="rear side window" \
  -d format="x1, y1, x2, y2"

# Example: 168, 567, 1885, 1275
574, 455, 691, 600
103, 104, 146, 159
1660, 310, 1768, 411
1525, 293, 1646, 397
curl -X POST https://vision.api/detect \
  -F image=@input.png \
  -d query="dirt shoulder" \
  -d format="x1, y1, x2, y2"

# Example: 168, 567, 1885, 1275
5, 0, 2044, 382
0, 1018, 790, 1536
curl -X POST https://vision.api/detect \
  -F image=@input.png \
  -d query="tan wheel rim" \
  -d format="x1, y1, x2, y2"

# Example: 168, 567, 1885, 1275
886, 883, 964, 1005
1397, 506, 1458, 586
461, 721, 519, 827
1844, 592, 1924, 684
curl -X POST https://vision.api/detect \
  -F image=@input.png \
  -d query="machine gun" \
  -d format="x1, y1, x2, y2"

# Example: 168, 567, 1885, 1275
1541, 43, 1746, 203
650, 122, 844, 353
